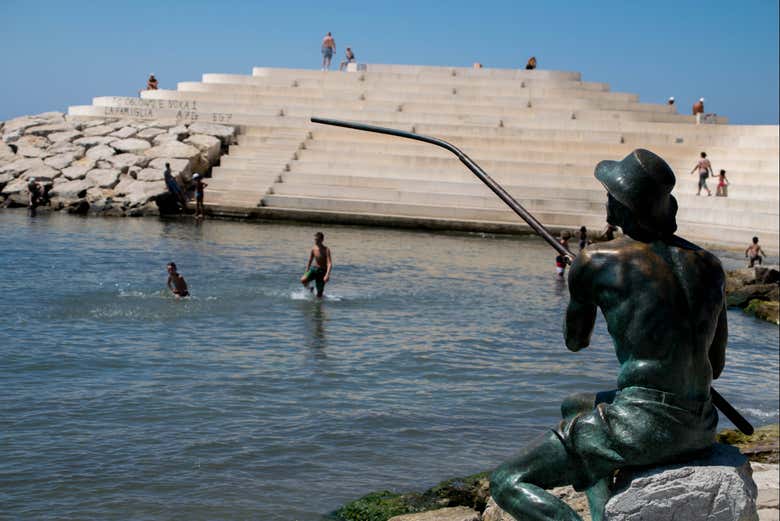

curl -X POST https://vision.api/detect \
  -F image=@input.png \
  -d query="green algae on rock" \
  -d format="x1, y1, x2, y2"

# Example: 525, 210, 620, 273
329, 472, 490, 521
717, 423, 780, 464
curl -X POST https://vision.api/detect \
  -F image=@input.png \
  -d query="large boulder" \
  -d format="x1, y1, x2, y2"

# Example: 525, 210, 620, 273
728, 284, 780, 308
73, 136, 116, 148
61, 158, 96, 180
22, 122, 71, 137
85, 168, 121, 189
185, 133, 221, 164
152, 133, 180, 145
744, 300, 780, 324
3, 115, 56, 138
0, 142, 15, 161
21, 165, 59, 182
82, 124, 118, 137
136, 168, 164, 182
604, 443, 758, 521
111, 138, 151, 154
109, 153, 149, 171
0, 172, 15, 185
44, 151, 81, 170
149, 157, 191, 177
0, 157, 45, 177
86, 144, 116, 160
47, 130, 82, 143
45, 142, 85, 158
109, 126, 138, 139
144, 140, 200, 160
145, 142, 205, 178
113, 175, 136, 196
123, 180, 166, 207
1, 177, 30, 195
188, 122, 236, 142
15, 134, 51, 158
136, 127, 166, 139
50, 179, 93, 200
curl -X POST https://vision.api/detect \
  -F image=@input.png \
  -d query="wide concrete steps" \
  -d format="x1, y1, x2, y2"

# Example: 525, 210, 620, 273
270, 177, 777, 231
290, 139, 779, 174
275, 171, 779, 211
203, 127, 307, 208
260, 193, 776, 249
287, 149, 780, 187
144, 88, 671, 115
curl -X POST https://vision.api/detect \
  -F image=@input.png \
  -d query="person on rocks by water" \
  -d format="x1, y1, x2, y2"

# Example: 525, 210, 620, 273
492, 149, 727, 521
166, 262, 189, 298
745, 236, 767, 267
27, 177, 47, 211
192, 173, 207, 220
301, 232, 332, 298
164, 163, 187, 210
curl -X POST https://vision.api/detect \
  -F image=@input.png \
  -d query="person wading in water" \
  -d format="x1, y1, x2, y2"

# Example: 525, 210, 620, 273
301, 232, 332, 298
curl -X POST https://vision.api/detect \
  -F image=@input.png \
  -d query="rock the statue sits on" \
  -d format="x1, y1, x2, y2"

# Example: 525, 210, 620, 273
605, 443, 758, 521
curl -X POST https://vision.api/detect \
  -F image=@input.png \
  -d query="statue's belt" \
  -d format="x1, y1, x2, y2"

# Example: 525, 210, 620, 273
617, 386, 709, 415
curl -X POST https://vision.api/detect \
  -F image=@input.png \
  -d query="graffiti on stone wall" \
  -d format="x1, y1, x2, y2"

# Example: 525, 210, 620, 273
101, 97, 232, 123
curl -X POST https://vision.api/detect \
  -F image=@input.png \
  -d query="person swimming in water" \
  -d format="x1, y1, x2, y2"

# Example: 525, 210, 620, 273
300, 232, 332, 298
166, 262, 189, 298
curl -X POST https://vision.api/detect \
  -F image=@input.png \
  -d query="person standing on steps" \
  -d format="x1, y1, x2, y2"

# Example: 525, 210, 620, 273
693, 97, 705, 124
321, 32, 336, 71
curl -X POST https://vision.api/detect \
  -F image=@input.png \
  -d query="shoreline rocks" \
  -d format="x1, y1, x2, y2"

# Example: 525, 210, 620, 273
0, 111, 235, 217
330, 424, 779, 521
726, 267, 780, 324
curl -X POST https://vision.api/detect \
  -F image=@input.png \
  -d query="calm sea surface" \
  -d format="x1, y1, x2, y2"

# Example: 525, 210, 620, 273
1, 212, 777, 520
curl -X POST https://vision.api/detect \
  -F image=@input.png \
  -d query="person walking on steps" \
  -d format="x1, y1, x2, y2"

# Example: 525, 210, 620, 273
690, 151, 712, 196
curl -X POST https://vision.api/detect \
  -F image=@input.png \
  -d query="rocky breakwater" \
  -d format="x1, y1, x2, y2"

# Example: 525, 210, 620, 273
0, 112, 235, 216
726, 266, 780, 324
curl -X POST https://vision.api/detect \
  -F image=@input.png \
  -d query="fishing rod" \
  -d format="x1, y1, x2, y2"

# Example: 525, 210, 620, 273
310, 117, 754, 436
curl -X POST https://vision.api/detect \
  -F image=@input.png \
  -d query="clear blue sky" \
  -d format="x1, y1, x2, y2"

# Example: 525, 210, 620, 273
2, 0, 778, 125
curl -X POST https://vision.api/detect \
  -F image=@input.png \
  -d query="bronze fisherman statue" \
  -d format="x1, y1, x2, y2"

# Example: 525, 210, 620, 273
491, 149, 726, 521
309, 118, 752, 521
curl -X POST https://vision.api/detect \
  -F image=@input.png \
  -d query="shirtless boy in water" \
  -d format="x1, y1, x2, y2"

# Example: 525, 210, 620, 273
301, 232, 332, 298
166, 262, 189, 298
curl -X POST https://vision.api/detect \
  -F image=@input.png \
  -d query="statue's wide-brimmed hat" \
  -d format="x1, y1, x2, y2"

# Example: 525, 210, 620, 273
595, 149, 677, 231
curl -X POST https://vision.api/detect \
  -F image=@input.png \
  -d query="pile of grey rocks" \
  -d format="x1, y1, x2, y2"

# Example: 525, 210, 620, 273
0, 112, 235, 216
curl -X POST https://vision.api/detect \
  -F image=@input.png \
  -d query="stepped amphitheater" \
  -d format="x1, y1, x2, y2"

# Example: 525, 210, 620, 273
69, 64, 779, 250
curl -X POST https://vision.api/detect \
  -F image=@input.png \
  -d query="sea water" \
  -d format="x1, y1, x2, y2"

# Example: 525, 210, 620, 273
0, 212, 777, 520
